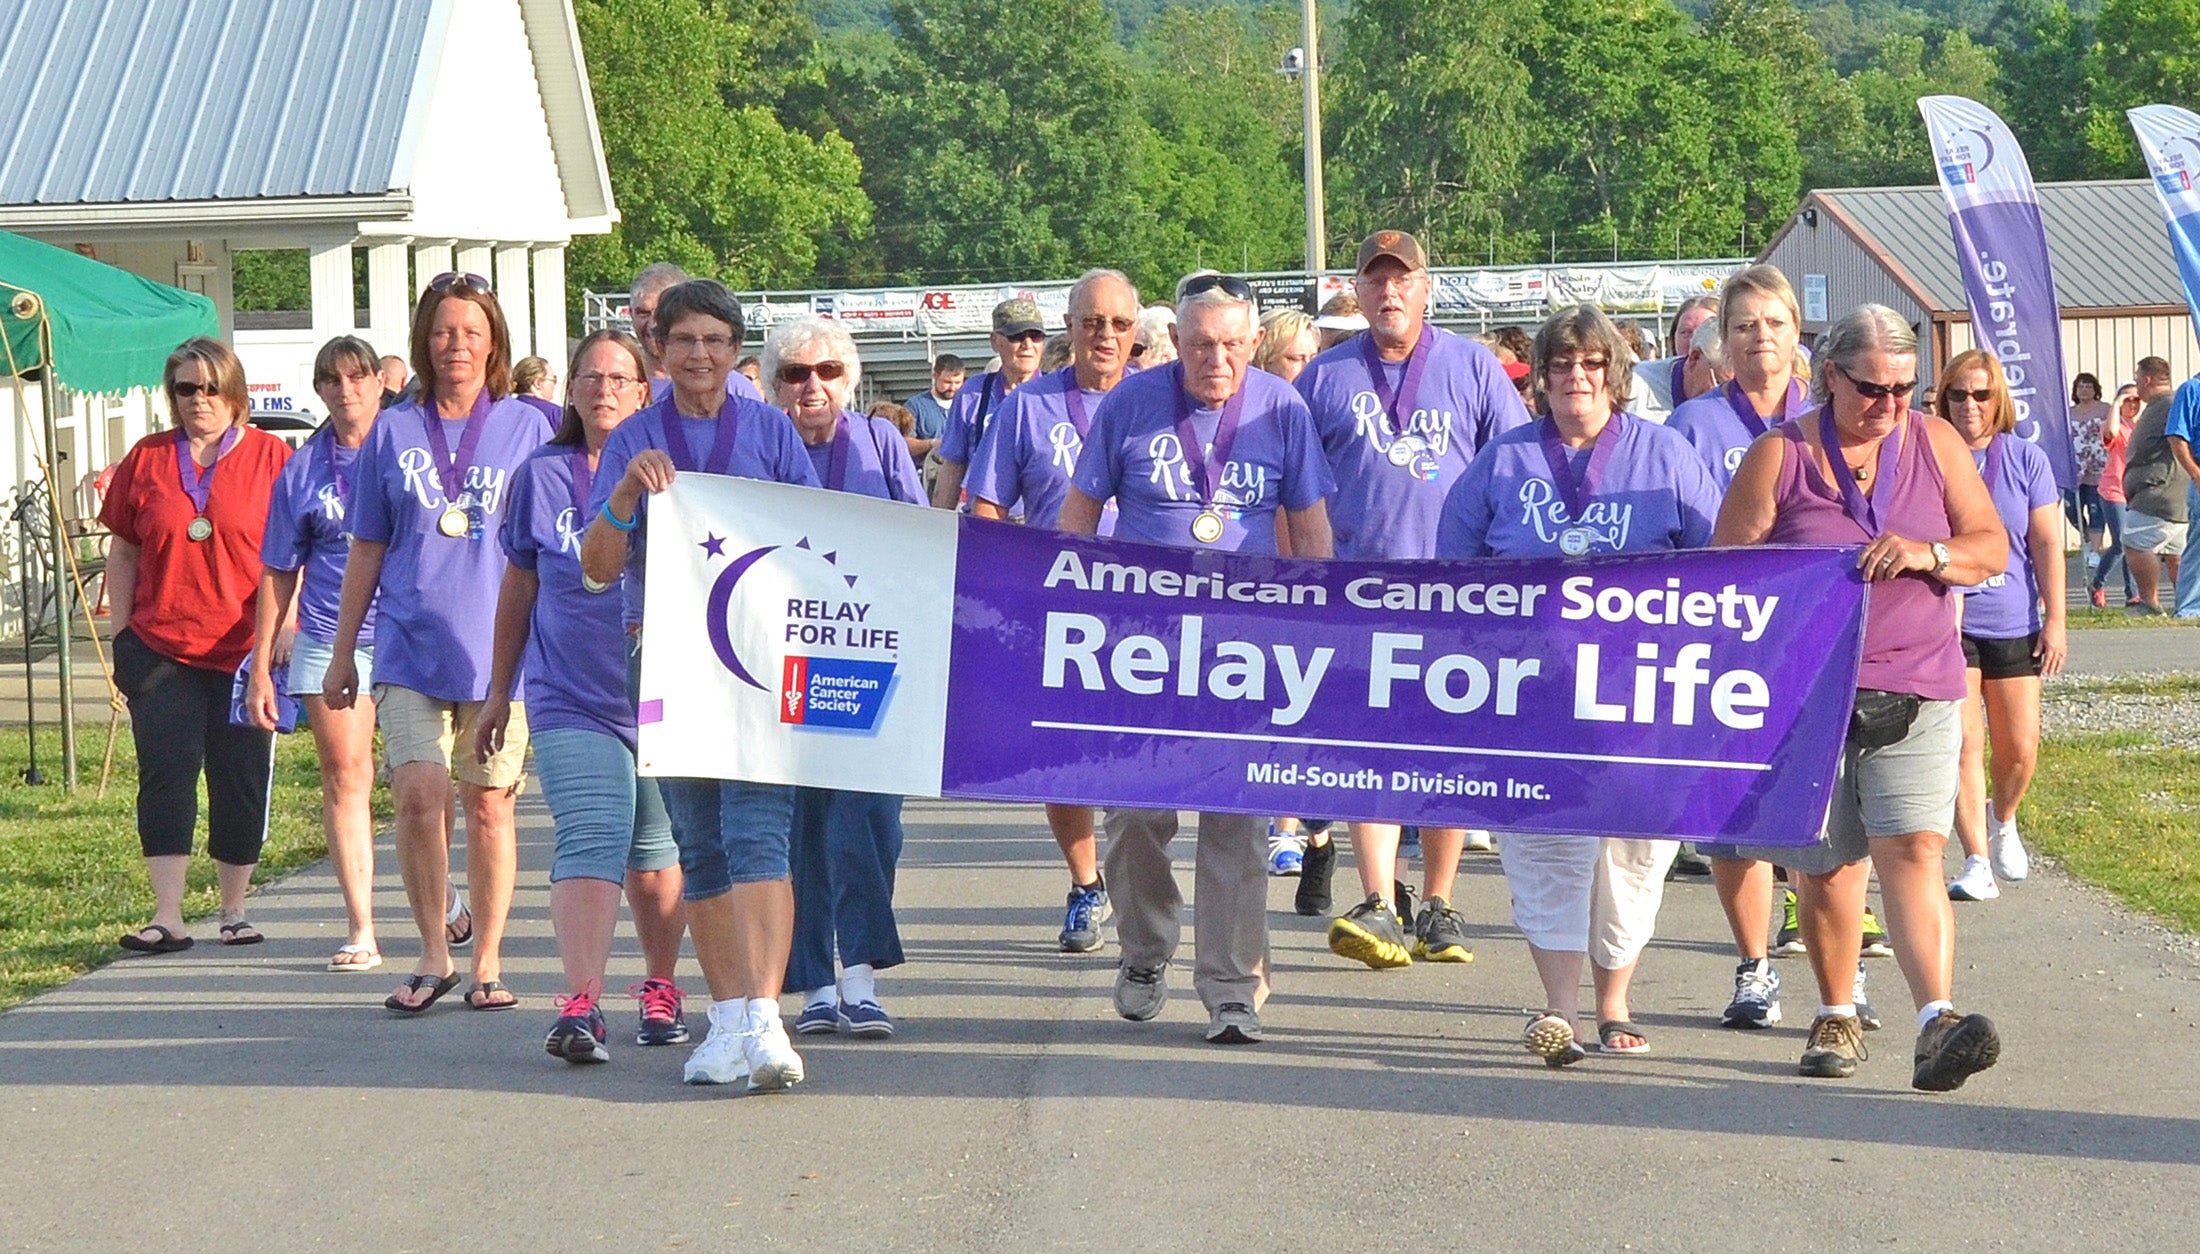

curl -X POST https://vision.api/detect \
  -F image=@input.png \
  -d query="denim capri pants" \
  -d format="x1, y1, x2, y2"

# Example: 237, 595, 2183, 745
531, 727, 677, 883
629, 632, 793, 899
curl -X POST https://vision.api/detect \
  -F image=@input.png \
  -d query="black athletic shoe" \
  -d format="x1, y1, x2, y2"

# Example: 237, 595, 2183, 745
1295, 837, 1336, 917
546, 990, 610, 1064
1328, 893, 1413, 969
1912, 1009, 2000, 1092
1412, 896, 1474, 963
631, 978, 691, 1046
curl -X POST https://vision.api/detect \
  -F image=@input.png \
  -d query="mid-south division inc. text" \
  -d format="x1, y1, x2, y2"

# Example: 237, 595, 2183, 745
1246, 762, 1550, 801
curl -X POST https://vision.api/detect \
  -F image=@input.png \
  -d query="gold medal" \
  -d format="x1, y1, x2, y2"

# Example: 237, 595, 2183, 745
438, 506, 471, 538
1191, 509, 1225, 544
186, 516, 213, 542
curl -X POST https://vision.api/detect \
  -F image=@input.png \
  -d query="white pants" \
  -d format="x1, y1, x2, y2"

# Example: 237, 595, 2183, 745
1498, 834, 1677, 968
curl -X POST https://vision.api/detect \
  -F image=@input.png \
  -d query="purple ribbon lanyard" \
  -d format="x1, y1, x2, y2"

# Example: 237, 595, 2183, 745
1170, 364, 1247, 508
826, 413, 855, 492
660, 394, 741, 474
420, 389, 491, 505
174, 426, 243, 512
328, 438, 352, 514
1358, 325, 1432, 440
1535, 414, 1622, 522
1819, 407, 1902, 536
1060, 367, 1092, 438
570, 444, 594, 516
1723, 378, 1804, 438
1978, 433, 2006, 489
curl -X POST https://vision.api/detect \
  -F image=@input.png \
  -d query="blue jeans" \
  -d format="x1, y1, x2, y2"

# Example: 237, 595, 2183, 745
2092, 499, 2138, 601
2178, 483, 2200, 618
785, 787, 908, 993
658, 779, 796, 899
532, 727, 676, 884
2063, 484, 2105, 537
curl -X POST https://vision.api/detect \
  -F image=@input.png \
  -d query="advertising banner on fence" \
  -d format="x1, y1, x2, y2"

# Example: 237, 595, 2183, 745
2127, 104, 2200, 327
636, 479, 1866, 845
1919, 94, 2077, 489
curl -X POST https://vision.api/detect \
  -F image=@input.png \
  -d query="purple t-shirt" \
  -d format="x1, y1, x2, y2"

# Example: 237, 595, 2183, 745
517, 394, 564, 426
1435, 413, 1720, 558
1296, 324, 1529, 559
938, 371, 1015, 466
348, 396, 554, 700
1667, 378, 1807, 489
651, 372, 767, 405
966, 367, 1120, 531
802, 411, 927, 504
1963, 432, 2058, 639
589, 395, 820, 629
1069, 363, 1334, 554
501, 441, 632, 743
260, 425, 376, 647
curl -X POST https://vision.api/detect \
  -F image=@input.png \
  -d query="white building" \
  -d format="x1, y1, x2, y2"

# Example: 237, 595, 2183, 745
0, 0, 617, 482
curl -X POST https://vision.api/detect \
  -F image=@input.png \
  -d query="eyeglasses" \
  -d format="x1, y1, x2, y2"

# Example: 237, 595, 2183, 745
1839, 369, 1917, 400
1179, 273, 1257, 303
170, 380, 223, 399
573, 371, 641, 390
778, 360, 848, 384
1077, 315, 1137, 335
666, 333, 736, 355
1944, 388, 1993, 404
1004, 330, 1047, 345
1545, 356, 1608, 376
427, 272, 492, 296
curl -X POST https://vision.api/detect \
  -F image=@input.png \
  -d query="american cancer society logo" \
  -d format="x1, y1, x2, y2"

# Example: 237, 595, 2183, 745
697, 530, 902, 734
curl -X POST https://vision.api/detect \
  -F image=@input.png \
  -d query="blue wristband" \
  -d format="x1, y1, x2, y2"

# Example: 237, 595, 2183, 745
600, 501, 637, 531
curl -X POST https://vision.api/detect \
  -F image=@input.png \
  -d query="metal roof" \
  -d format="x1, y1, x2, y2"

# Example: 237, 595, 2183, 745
0, 0, 436, 207
1805, 180, 2186, 313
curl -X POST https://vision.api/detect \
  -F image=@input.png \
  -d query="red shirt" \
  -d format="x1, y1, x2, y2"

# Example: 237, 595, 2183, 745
99, 426, 292, 672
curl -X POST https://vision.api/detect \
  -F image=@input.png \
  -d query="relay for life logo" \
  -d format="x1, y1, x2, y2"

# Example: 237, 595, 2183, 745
700, 531, 903, 734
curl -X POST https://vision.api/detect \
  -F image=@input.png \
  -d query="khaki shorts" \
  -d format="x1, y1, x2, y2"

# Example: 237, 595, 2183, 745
374, 684, 529, 790
1734, 697, 1959, 876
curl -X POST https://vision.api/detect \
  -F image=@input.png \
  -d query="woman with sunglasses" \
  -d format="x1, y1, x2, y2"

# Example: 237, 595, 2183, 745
2091, 384, 2143, 607
580, 280, 820, 1089
1435, 305, 1721, 1065
1935, 351, 2063, 903
323, 272, 557, 1015
761, 315, 924, 1037
101, 337, 293, 954
1716, 305, 2008, 1092
245, 335, 384, 971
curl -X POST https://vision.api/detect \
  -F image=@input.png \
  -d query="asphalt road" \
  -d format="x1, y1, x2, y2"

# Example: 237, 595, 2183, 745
3, 786, 2196, 1250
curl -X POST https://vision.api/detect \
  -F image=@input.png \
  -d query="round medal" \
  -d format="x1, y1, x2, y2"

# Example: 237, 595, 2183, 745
438, 506, 471, 538
1386, 439, 1417, 468
1191, 509, 1226, 544
1559, 527, 1593, 556
185, 515, 213, 542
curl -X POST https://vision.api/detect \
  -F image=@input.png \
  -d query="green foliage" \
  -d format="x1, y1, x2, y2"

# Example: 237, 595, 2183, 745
2087, 0, 2200, 173
231, 249, 309, 313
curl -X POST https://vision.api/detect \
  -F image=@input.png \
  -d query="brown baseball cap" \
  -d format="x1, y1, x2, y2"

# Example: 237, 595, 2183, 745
1356, 229, 1428, 275
993, 298, 1045, 337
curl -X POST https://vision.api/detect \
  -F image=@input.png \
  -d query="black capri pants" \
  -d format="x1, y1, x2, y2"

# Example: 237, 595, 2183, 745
112, 628, 273, 864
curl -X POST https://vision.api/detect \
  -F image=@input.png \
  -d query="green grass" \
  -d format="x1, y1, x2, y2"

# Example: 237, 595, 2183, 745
0, 726, 370, 1009
2065, 606, 2198, 630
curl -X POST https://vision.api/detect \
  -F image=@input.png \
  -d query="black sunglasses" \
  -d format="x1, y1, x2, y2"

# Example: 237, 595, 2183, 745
1130, 343, 1148, 358
427, 271, 492, 296
170, 380, 222, 399
1835, 366, 1916, 400
1943, 388, 1993, 404
1179, 273, 1257, 304
778, 360, 848, 384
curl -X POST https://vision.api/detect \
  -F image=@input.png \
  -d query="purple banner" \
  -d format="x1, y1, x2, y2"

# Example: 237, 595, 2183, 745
940, 523, 1866, 845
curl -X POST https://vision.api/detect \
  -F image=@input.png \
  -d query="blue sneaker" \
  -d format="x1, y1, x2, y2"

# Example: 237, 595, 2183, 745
1059, 883, 1109, 954
838, 999, 895, 1039
793, 1001, 840, 1035
1720, 958, 1781, 1029
1267, 845, 1304, 876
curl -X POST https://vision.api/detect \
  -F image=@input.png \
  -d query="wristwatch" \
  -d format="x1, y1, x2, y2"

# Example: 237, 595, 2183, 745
1930, 541, 1952, 576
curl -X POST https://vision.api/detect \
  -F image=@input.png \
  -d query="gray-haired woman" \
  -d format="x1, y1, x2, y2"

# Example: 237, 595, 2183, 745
1715, 305, 2008, 1092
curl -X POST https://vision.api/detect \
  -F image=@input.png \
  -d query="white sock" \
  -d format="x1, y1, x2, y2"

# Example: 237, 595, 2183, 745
745, 996, 781, 1031
804, 985, 835, 1010
1817, 1003, 1856, 1020
709, 997, 746, 1028
1965, 854, 1991, 868
1918, 999, 1954, 1030
839, 963, 877, 1006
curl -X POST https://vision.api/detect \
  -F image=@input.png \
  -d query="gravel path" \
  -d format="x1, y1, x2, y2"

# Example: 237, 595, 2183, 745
2043, 672, 2200, 748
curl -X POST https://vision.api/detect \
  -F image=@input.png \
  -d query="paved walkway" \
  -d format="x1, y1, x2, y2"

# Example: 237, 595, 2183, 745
3, 789, 2196, 1248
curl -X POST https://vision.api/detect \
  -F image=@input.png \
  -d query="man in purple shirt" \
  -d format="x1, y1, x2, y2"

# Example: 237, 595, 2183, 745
1061, 274, 1335, 1045
930, 298, 1048, 511
631, 262, 766, 406
1295, 229, 1527, 973
968, 269, 1140, 955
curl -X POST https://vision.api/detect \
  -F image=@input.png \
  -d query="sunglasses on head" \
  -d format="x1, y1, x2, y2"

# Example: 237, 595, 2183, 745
1944, 388, 1993, 404
1179, 273, 1257, 304
778, 360, 848, 385
427, 271, 492, 296
170, 380, 222, 399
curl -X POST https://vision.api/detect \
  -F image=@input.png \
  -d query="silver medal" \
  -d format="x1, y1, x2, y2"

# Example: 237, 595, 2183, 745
186, 515, 213, 542
1559, 527, 1593, 556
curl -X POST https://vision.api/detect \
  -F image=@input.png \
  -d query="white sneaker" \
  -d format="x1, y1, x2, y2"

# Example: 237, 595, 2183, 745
682, 1005, 752, 1085
1947, 855, 2000, 902
1988, 808, 2030, 883
743, 1014, 806, 1093
1464, 830, 1496, 853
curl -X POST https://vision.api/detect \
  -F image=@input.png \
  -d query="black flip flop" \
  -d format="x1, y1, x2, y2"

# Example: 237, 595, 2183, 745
119, 924, 193, 954
384, 972, 461, 1014
218, 920, 264, 946
466, 980, 518, 1011
1598, 1021, 1652, 1055
445, 903, 474, 948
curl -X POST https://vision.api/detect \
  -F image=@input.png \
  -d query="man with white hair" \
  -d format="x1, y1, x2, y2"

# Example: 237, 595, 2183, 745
1293, 229, 1525, 973
966, 269, 1142, 955
1059, 274, 1336, 1044
630, 263, 766, 405
1627, 294, 1721, 422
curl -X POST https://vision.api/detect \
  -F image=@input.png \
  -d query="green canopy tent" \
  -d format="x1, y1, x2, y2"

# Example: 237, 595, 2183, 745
1, 229, 218, 789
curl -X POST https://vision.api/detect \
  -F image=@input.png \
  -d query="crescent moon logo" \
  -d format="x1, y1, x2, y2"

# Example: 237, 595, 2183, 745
1957, 125, 1996, 173
2169, 134, 2200, 172
706, 543, 780, 690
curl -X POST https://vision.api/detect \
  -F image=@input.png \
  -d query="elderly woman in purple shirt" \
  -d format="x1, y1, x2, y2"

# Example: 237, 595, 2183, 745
1436, 305, 1721, 1066
1716, 304, 2008, 1092
762, 315, 925, 1038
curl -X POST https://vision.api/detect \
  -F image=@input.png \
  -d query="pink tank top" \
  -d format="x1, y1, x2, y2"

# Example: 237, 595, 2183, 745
1769, 411, 1966, 700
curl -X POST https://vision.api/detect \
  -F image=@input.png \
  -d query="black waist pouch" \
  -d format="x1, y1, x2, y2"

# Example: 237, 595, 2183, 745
1847, 688, 1923, 751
